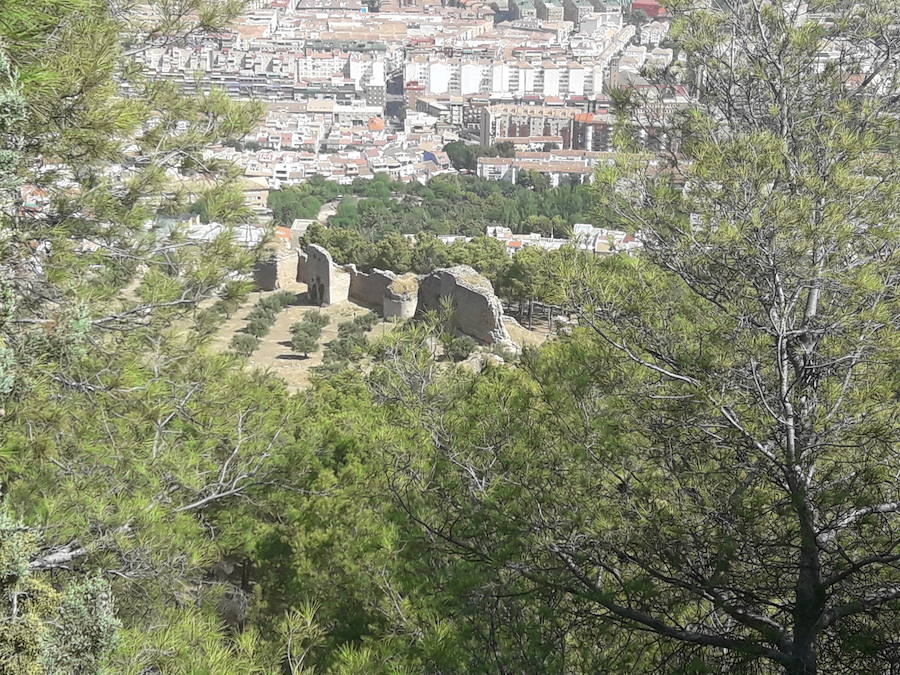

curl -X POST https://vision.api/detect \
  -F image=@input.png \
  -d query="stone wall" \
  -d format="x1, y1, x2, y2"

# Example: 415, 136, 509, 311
275, 251, 298, 289
331, 268, 351, 304
253, 251, 299, 291
306, 244, 349, 305
298, 248, 515, 345
296, 250, 308, 284
417, 265, 511, 344
347, 265, 398, 308
252, 257, 278, 291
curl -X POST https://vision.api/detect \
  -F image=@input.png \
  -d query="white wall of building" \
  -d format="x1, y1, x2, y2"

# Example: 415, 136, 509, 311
543, 67, 560, 96
429, 62, 452, 94
461, 63, 485, 95
568, 65, 585, 95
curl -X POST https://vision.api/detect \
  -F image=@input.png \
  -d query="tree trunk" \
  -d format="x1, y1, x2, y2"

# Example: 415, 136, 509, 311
788, 477, 824, 675
784, 646, 817, 675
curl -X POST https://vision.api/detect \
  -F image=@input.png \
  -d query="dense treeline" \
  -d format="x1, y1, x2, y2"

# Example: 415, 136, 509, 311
268, 173, 593, 237
442, 140, 515, 171
2, 0, 898, 673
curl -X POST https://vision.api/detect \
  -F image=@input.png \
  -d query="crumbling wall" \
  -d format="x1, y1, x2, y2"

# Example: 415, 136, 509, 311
384, 274, 419, 320
331, 268, 351, 304
252, 256, 278, 291
254, 251, 300, 291
275, 251, 298, 289
296, 250, 308, 283
417, 265, 511, 344
306, 244, 349, 305
347, 265, 397, 308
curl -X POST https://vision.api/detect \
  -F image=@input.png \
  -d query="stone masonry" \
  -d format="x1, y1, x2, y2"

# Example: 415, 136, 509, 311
305, 244, 349, 306
384, 274, 419, 320
416, 265, 511, 344
298, 246, 515, 345
296, 250, 308, 284
253, 250, 298, 291
347, 265, 397, 307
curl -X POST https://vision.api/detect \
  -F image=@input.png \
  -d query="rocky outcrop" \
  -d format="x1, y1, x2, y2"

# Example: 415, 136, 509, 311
417, 265, 510, 344
384, 274, 419, 320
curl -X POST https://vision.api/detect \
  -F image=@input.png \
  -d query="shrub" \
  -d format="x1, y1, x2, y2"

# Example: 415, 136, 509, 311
291, 321, 321, 340
326, 333, 367, 362
194, 307, 225, 334
445, 335, 476, 362
259, 290, 295, 311
273, 290, 296, 307
230, 334, 259, 356
490, 342, 520, 363
218, 297, 243, 318
303, 310, 330, 327
352, 312, 379, 331
337, 321, 364, 339
311, 361, 348, 377
291, 332, 319, 358
246, 319, 271, 338
246, 306, 277, 325
258, 295, 283, 312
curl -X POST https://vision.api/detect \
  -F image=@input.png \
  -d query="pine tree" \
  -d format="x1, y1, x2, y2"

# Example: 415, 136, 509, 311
377, 1, 900, 672
0, 0, 283, 669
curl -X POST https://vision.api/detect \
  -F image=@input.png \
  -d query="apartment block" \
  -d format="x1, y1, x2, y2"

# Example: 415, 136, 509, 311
535, 0, 565, 21
480, 105, 581, 147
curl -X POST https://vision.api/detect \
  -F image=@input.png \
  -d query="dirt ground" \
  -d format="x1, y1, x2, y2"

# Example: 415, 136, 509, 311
504, 318, 550, 348
209, 282, 392, 391
210, 282, 550, 392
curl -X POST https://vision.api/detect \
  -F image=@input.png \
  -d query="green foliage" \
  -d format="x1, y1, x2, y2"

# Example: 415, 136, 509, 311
259, 290, 295, 311
443, 335, 476, 362
371, 232, 414, 272
246, 318, 271, 338
212, 281, 252, 319
291, 332, 319, 358
230, 333, 259, 356
443, 141, 515, 171
325, 322, 368, 363
0, 0, 264, 401
295, 173, 596, 247
337, 320, 364, 339
246, 306, 277, 325
364, 1, 900, 671
268, 186, 324, 225
306, 225, 520, 289
291, 319, 323, 343
3, 0, 897, 671
290, 321, 316, 338
1, 509, 119, 674
515, 169, 550, 192
41, 575, 120, 674
242, 292, 293, 340
0, 53, 25, 191
111, 608, 279, 674
351, 312, 379, 332
303, 310, 330, 328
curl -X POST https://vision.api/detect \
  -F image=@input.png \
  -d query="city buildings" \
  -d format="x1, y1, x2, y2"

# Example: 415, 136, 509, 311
476, 149, 614, 185
484, 223, 640, 254
134, 0, 676, 192
480, 104, 581, 147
